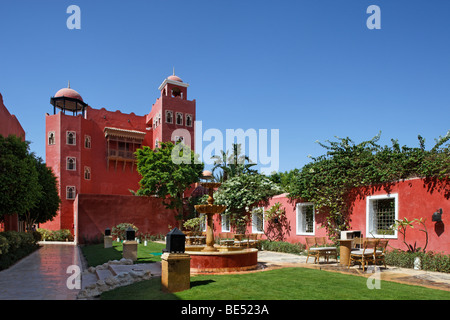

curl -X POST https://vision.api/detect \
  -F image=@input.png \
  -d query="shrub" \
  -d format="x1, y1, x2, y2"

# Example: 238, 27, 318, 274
0, 234, 9, 255
385, 249, 450, 273
258, 240, 305, 254
112, 223, 138, 240
36, 228, 73, 241
0, 231, 39, 270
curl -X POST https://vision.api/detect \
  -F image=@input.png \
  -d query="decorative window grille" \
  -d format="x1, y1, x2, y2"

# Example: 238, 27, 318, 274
176, 112, 183, 125
66, 157, 76, 171
66, 131, 76, 145
222, 214, 230, 232
84, 167, 91, 180
84, 135, 91, 149
296, 203, 315, 235
367, 194, 398, 238
66, 186, 76, 199
166, 110, 173, 123
48, 132, 55, 145
252, 208, 264, 233
186, 114, 193, 127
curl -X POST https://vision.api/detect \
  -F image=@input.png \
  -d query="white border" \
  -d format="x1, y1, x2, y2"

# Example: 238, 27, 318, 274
366, 193, 398, 239
296, 202, 315, 235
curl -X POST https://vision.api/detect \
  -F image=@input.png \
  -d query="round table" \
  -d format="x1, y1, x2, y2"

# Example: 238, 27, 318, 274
338, 239, 354, 266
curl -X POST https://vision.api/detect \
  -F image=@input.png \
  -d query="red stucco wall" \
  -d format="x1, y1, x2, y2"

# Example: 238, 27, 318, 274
210, 178, 449, 254
75, 194, 178, 244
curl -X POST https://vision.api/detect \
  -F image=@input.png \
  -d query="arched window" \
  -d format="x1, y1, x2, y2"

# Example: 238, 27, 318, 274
67, 157, 76, 171
166, 110, 173, 123
48, 132, 55, 145
66, 186, 76, 200
84, 135, 91, 149
176, 112, 183, 125
67, 131, 76, 145
186, 114, 192, 127
84, 167, 91, 180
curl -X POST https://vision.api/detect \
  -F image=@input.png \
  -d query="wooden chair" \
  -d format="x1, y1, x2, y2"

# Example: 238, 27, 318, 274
348, 239, 379, 271
352, 237, 364, 250
305, 237, 321, 263
315, 236, 338, 263
374, 239, 389, 268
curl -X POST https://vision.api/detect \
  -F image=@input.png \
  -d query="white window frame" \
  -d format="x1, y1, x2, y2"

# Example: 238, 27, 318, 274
66, 131, 76, 145
185, 114, 193, 127
221, 214, 231, 232
66, 157, 76, 171
176, 112, 183, 125
296, 202, 315, 235
366, 193, 398, 239
84, 166, 91, 180
165, 110, 173, 124
251, 207, 264, 234
84, 135, 91, 149
66, 186, 76, 200
48, 131, 55, 145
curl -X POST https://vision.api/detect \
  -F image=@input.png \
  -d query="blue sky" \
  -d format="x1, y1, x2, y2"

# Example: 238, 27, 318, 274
1, 0, 449, 173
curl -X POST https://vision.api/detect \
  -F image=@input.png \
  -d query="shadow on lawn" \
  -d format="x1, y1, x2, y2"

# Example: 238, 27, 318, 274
190, 279, 216, 288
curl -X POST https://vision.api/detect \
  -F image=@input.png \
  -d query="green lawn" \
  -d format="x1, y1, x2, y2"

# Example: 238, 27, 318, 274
100, 267, 450, 300
81, 242, 449, 300
81, 241, 166, 267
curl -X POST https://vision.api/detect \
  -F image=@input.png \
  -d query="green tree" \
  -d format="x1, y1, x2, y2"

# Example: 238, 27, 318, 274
211, 143, 257, 182
0, 135, 41, 221
214, 172, 281, 233
288, 131, 450, 241
22, 157, 60, 231
135, 141, 204, 228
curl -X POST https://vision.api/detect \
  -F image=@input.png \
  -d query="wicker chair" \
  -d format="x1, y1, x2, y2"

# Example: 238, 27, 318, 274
348, 239, 379, 271
306, 237, 338, 264
374, 239, 389, 268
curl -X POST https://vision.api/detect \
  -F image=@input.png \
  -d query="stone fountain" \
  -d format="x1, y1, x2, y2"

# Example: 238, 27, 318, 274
185, 171, 259, 273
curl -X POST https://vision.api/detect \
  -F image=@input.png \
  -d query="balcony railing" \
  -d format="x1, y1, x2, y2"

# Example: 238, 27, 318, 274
108, 149, 135, 161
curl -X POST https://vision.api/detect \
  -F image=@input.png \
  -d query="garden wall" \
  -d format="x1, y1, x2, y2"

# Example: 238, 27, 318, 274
75, 194, 177, 244
210, 177, 449, 254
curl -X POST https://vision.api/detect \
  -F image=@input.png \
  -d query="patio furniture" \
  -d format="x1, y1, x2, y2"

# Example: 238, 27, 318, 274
248, 234, 261, 248
352, 237, 364, 250
348, 239, 379, 271
374, 239, 389, 268
338, 239, 354, 266
306, 237, 338, 264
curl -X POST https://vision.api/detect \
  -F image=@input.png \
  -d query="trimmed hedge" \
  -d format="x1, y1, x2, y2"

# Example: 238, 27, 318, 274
0, 231, 41, 270
258, 240, 305, 254
385, 250, 450, 273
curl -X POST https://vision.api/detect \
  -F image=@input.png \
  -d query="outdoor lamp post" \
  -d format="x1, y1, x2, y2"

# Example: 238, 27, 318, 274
125, 227, 135, 241
432, 208, 443, 222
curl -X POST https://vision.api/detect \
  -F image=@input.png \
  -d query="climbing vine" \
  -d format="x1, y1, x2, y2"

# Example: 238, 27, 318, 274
288, 131, 450, 241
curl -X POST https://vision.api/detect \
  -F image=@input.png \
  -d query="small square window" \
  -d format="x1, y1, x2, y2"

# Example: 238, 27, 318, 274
366, 194, 398, 238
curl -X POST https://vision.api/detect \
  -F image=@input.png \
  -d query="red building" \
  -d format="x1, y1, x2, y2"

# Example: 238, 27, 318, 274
209, 177, 449, 254
42, 73, 196, 235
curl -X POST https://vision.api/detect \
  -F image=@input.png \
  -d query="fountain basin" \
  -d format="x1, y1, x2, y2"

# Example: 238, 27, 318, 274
186, 246, 258, 274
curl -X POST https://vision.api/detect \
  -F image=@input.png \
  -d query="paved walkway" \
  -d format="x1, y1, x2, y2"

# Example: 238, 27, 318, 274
0, 245, 449, 300
0, 243, 82, 300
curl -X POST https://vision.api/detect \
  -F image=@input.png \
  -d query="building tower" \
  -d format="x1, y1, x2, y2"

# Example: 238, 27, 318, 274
43, 73, 196, 235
